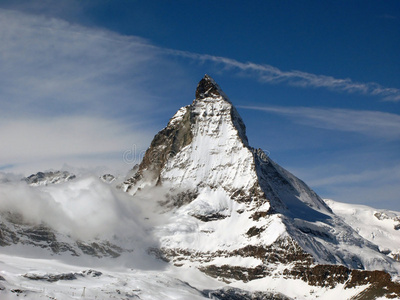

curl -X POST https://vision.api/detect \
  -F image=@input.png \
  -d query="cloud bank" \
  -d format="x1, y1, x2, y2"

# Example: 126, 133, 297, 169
0, 176, 153, 242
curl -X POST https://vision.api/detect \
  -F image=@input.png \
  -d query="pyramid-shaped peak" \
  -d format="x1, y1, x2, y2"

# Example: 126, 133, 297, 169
195, 74, 229, 100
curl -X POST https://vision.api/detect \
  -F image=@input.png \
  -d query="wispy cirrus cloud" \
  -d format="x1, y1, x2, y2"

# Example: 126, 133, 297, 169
0, 9, 179, 172
239, 105, 400, 140
377, 14, 398, 20
307, 164, 400, 188
0, 8, 163, 116
292, 162, 400, 210
2, 7, 398, 119
167, 50, 400, 102
301, 172, 400, 210
2, 2, 400, 106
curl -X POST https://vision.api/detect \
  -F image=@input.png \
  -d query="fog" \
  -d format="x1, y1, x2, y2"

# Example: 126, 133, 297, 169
0, 174, 166, 245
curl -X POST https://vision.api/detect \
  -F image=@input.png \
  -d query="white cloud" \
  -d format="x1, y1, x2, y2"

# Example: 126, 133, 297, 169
3, 4, 400, 103
0, 9, 181, 172
307, 165, 400, 188
0, 116, 150, 163
0, 9, 162, 115
286, 161, 400, 211
239, 105, 400, 140
167, 50, 400, 102
0, 175, 157, 243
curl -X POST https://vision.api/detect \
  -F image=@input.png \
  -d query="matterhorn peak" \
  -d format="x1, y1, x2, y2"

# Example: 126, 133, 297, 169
122, 76, 400, 293
123, 75, 250, 193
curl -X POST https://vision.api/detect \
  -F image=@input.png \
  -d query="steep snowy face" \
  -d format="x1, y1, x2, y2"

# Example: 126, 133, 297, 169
124, 75, 264, 207
161, 77, 258, 195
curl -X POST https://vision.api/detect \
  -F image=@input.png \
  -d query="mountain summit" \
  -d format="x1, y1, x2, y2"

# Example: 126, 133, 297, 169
195, 74, 227, 100
124, 74, 250, 193
123, 75, 400, 296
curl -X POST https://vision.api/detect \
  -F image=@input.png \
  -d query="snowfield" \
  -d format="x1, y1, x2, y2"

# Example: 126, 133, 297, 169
0, 252, 376, 300
325, 199, 400, 274
0, 253, 210, 300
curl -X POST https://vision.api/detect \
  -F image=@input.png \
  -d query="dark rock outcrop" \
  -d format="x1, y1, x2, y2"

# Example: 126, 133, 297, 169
202, 287, 292, 300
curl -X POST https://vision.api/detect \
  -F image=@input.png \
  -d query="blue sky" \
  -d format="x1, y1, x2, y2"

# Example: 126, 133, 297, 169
0, 0, 399, 210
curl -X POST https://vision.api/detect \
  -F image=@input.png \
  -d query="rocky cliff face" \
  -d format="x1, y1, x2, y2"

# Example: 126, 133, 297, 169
123, 75, 400, 297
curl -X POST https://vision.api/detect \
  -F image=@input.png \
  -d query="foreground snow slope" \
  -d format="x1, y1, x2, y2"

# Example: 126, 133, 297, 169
0, 253, 209, 300
0, 252, 375, 300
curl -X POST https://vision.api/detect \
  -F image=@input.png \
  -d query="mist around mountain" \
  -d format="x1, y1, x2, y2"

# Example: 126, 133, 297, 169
0, 76, 400, 299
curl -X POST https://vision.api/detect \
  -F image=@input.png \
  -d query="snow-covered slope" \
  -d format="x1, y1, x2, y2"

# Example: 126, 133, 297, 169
0, 253, 209, 300
0, 251, 381, 300
122, 75, 400, 299
23, 171, 76, 186
325, 199, 400, 262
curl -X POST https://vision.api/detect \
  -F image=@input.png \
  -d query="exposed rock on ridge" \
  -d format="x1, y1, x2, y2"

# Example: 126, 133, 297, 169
195, 74, 226, 100
124, 104, 194, 191
23, 171, 76, 186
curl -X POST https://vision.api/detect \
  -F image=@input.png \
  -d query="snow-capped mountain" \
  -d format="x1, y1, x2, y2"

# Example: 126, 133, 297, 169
23, 171, 76, 186
124, 75, 400, 297
1, 75, 400, 299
